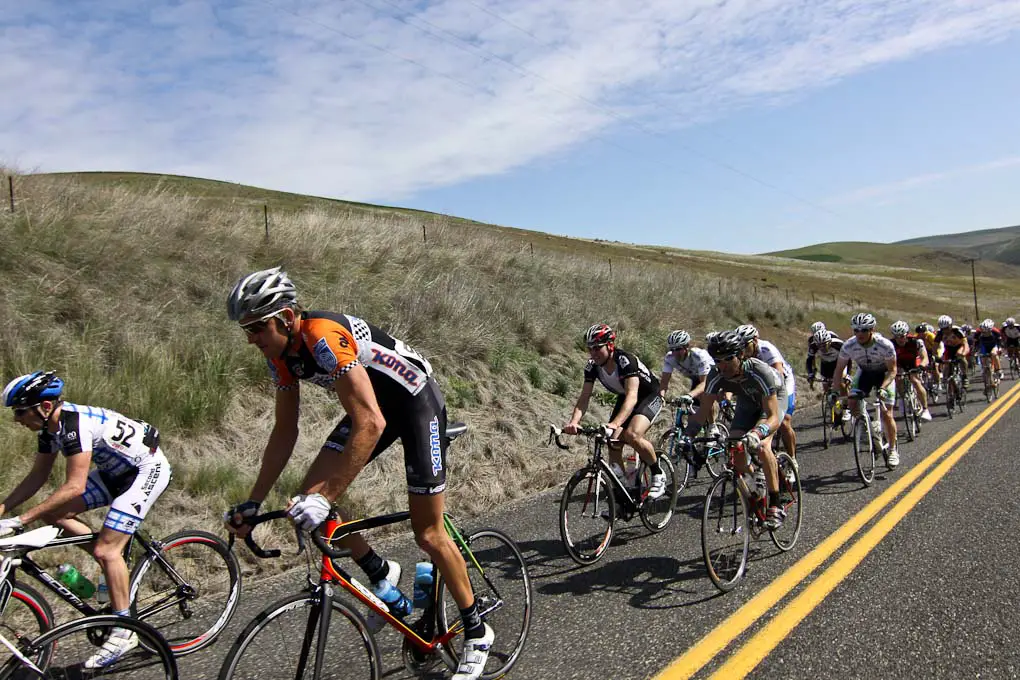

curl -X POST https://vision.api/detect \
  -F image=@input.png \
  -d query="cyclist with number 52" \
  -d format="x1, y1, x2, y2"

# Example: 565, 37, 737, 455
223, 267, 493, 680
683, 331, 787, 529
563, 324, 667, 500
0, 371, 172, 668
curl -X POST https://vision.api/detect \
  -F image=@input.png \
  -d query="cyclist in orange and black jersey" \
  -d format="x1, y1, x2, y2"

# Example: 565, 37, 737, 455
889, 321, 932, 421
225, 267, 494, 679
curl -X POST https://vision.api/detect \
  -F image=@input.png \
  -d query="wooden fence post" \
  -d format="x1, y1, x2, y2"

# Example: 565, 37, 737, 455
263, 204, 269, 239
7, 176, 13, 212
422, 223, 427, 244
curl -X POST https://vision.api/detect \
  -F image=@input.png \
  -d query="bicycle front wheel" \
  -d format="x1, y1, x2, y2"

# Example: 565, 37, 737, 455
656, 429, 691, 494
640, 455, 678, 533
437, 528, 532, 680
217, 591, 380, 680
130, 530, 241, 656
703, 422, 730, 479
770, 453, 803, 551
853, 417, 876, 485
821, 397, 831, 450
559, 466, 615, 565
0, 614, 177, 680
900, 392, 916, 442
701, 474, 749, 592
0, 582, 55, 670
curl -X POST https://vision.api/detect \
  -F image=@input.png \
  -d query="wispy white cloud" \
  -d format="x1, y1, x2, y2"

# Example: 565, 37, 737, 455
2, 0, 1020, 200
827, 155, 1020, 205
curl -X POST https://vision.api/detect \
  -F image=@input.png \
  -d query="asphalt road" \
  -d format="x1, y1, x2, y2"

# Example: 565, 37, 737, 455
179, 375, 1020, 680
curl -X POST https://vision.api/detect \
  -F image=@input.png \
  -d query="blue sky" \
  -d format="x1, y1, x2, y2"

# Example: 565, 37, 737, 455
2, 1, 1019, 254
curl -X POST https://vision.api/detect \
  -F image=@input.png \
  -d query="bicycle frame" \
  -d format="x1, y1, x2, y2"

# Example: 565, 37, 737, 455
14, 529, 186, 622
0, 556, 46, 676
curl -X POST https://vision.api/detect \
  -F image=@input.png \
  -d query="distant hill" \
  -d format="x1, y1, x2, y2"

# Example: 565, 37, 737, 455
895, 224, 1020, 265
764, 240, 1020, 277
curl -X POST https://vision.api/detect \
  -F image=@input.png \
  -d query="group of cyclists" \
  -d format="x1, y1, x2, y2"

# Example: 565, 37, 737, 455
563, 311, 1020, 533
1, 260, 1017, 675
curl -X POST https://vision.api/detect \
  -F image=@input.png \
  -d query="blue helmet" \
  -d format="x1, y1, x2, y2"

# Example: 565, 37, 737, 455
2, 371, 64, 408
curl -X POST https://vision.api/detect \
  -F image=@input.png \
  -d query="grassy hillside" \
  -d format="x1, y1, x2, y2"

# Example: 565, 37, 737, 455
895, 224, 1020, 265
2, 169, 1017, 570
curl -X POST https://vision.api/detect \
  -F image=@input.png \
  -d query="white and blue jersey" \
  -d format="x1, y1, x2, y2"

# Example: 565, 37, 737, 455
39, 403, 171, 534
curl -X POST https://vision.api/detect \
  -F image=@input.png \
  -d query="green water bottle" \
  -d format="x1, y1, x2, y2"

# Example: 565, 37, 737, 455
57, 563, 96, 599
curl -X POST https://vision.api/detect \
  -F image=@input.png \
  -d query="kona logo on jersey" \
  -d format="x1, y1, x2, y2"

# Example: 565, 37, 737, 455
429, 417, 442, 476
314, 338, 338, 373
369, 349, 420, 386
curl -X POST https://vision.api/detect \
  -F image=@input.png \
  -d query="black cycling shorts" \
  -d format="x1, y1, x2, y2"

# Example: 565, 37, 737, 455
324, 377, 448, 495
819, 360, 838, 381
1005, 337, 1020, 348
610, 391, 663, 429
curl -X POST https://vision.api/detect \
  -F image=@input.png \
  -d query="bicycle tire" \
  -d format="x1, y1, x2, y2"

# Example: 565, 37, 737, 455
770, 453, 803, 552
0, 614, 177, 680
0, 583, 54, 671
945, 379, 956, 419
703, 426, 729, 480
701, 474, 749, 592
217, 590, 380, 680
436, 528, 532, 680
559, 466, 615, 565
900, 391, 915, 442
656, 429, 691, 494
853, 416, 876, 486
639, 455, 678, 532
1010, 356, 1019, 381
821, 397, 831, 450
129, 530, 241, 656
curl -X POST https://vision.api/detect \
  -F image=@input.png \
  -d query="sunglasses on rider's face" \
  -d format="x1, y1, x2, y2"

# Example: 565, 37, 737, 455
13, 406, 35, 418
240, 312, 281, 336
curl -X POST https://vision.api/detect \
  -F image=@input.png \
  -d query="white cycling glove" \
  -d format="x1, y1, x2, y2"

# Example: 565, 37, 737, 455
287, 493, 332, 530
0, 517, 23, 537
744, 430, 762, 453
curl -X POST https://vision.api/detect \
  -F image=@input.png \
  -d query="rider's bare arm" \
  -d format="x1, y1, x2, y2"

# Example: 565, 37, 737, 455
567, 381, 595, 429
247, 387, 301, 503
1, 452, 56, 515
19, 452, 90, 524
306, 364, 386, 502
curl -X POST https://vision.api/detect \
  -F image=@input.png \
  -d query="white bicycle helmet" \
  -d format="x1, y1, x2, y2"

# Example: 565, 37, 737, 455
666, 330, 691, 350
734, 324, 759, 346
809, 321, 826, 334
981, 318, 995, 331
227, 266, 297, 322
1005, 317, 1016, 327
937, 315, 953, 329
850, 313, 877, 332
890, 320, 910, 337
812, 329, 832, 346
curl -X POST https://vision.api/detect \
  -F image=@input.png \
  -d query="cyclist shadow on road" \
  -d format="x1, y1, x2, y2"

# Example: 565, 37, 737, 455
535, 554, 719, 609
799, 469, 874, 496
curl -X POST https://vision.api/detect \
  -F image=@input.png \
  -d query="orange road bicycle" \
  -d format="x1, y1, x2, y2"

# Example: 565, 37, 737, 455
219, 507, 531, 680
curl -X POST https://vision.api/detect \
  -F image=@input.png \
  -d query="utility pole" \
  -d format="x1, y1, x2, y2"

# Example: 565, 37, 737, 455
970, 258, 979, 323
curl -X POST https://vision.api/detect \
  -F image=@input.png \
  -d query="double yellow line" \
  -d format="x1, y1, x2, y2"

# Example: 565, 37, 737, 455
656, 380, 1020, 680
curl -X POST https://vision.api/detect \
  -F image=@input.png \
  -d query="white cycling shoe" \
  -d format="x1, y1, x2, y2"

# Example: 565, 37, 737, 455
85, 627, 139, 669
887, 449, 900, 468
920, 409, 933, 422
452, 623, 495, 680
646, 473, 667, 499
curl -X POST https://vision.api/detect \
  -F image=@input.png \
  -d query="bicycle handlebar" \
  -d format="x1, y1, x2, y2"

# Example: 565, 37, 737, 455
226, 510, 305, 559
548, 424, 613, 449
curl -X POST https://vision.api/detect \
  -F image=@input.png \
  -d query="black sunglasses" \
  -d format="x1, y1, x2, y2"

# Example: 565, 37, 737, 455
13, 406, 35, 417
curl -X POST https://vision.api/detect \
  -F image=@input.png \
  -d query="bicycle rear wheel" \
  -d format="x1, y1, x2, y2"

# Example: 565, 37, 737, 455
559, 466, 614, 565
701, 475, 749, 592
656, 430, 691, 494
853, 416, 876, 485
639, 455, 678, 532
770, 453, 802, 551
130, 530, 241, 656
0, 583, 54, 670
217, 591, 380, 680
437, 528, 532, 680
0, 614, 177, 680
703, 427, 729, 480
900, 391, 916, 442
821, 397, 831, 450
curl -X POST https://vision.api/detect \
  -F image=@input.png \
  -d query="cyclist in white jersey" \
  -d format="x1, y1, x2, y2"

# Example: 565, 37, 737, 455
0, 371, 172, 667
832, 313, 900, 467
735, 325, 797, 460
659, 330, 719, 430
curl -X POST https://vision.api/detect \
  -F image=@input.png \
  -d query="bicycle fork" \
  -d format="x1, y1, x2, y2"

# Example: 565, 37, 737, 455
295, 582, 334, 680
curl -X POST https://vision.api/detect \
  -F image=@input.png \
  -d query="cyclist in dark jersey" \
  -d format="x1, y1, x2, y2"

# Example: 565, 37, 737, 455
683, 331, 787, 528
223, 267, 492, 680
563, 324, 667, 499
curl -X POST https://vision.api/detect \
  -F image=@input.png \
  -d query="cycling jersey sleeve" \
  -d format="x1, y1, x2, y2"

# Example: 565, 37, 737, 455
661, 353, 676, 374
583, 359, 598, 383
38, 411, 86, 456
614, 351, 641, 381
